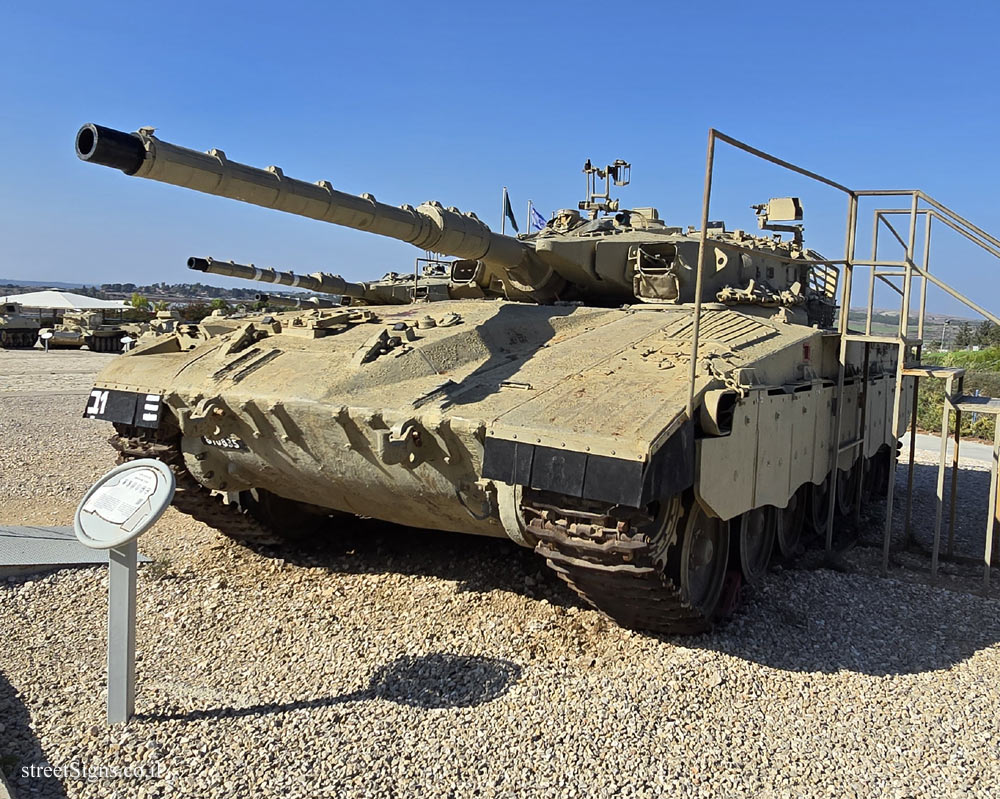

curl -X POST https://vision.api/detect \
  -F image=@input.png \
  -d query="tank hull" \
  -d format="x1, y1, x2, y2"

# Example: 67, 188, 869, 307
85, 298, 906, 544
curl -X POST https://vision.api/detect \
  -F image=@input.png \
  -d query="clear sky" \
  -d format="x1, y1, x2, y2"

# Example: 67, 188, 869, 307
1, 0, 998, 317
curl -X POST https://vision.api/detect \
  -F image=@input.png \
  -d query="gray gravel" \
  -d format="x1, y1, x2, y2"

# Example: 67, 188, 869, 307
3, 348, 1000, 798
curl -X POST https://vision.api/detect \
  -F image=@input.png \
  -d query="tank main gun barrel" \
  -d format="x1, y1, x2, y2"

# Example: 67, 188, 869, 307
76, 124, 563, 299
188, 256, 412, 306
254, 293, 341, 310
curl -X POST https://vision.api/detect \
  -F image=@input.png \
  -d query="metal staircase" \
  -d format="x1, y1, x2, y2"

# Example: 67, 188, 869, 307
689, 130, 1000, 591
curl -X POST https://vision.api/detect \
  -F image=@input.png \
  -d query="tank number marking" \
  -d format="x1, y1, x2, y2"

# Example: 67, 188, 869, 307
201, 435, 247, 451
82, 387, 161, 428
86, 389, 109, 416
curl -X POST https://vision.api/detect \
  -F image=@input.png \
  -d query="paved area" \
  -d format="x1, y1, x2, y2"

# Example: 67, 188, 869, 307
901, 431, 995, 465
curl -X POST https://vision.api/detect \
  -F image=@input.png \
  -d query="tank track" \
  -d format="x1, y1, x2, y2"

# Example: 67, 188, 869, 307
109, 427, 280, 546
0, 330, 39, 348
87, 333, 125, 353
522, 493, 726, 635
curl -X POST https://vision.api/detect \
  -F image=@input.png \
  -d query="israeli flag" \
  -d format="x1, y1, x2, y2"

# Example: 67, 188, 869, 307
530, 206, 547, 232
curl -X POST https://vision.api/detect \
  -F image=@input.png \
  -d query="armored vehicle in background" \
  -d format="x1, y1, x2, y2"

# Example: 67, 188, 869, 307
75, 123, 904, 634
0, 302, 40, 348
39, 311, 135, 352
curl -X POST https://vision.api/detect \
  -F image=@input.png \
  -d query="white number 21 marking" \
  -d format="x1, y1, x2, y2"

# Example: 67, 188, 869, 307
87, 389, 110, 416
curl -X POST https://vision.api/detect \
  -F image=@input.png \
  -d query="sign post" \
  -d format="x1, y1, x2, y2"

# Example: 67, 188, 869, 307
74, 458, 175, 725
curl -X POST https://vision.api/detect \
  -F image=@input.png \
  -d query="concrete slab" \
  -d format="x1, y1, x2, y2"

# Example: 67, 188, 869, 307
0, 525, 149, 577
0, 767, 13, 799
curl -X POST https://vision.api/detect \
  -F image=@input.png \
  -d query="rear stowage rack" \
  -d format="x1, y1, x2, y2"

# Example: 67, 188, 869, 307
690, 130, 1000, 592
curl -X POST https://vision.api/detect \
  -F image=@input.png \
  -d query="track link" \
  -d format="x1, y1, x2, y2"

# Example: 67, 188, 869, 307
523, 494, 719, 635
109, 427, 280, 546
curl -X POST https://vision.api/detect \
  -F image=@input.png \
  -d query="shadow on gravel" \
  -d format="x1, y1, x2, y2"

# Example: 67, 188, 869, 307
701, 566, 1000, 676
691, 463, 1000, 676
858, 461, 995, 561
138, 653, 522, 723
251, 517, 585, 610
224, 464, 1000, 678
0, 670, 69, 798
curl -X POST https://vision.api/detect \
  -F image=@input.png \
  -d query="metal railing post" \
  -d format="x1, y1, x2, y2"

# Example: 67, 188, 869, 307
826, 192, 858, 553
931, 375, 954, 579
687, 130, 717, 422
918, 212, 932, 343
866, 212, 881, 336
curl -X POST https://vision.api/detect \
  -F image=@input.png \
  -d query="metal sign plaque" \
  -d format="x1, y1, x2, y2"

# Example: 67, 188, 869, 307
75, 459, 175, 550
74, 458, 176, 724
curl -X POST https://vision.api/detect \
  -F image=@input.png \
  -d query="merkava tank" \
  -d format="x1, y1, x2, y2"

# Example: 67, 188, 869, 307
39, 310, 134, 352
0, 302, 41, 349
75, 123, 905, 634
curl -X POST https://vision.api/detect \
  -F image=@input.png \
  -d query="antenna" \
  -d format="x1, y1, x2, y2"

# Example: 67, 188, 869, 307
580, 159, 631, 219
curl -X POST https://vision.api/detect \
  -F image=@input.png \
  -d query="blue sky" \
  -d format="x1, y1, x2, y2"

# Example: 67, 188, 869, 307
1, 0, 998, 317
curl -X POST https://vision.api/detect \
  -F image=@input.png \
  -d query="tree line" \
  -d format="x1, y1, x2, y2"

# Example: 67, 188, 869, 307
953, 321, 1000, 348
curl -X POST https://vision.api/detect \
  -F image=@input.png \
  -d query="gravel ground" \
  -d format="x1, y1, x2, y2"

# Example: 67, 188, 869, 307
3, 347, 1000, 798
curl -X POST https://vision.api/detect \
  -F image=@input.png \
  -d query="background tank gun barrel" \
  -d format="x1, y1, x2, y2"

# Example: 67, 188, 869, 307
189, 256, 366, 298
254, 293, 340, 310
188, 256, 410, 305
77, 124, 561, 299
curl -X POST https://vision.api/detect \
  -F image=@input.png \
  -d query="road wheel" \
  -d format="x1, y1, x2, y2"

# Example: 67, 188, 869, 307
808, 474, 832, 534
663, 499, 731, 620
862, 448, 890, 502
238, 488, 335, 541
777, 484, 808, 558
836, 461, 862, 517
736, 505, 776, 585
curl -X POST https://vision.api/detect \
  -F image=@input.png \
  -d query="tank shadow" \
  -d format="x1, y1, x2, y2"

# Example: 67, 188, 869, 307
236, 460, 1000, 677
857, 460, 996, 561
137, 653, 522, 723
0, 669, 69, 799
697, 566, 1000, 676
261, 516, 585, 610
437, 303, 576, 408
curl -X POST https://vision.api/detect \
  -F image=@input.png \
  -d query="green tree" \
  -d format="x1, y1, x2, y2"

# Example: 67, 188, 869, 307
209, 298, 230, 311
955, 322, 973, 348
153, 300, 170, 312
179, 301, 212, 322
130, 292, 150, 311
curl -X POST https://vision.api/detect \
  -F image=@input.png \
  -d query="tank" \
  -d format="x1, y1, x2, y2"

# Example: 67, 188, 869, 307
39, 310, 134, 352
0, 302, 40, 348
75, 123, 906, 634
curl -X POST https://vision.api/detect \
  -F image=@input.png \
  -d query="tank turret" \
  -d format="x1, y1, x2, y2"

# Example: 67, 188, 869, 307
77, 124, 834, 312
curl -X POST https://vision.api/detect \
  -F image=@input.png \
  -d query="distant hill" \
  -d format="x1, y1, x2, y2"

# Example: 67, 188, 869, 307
0, 278, 94, 289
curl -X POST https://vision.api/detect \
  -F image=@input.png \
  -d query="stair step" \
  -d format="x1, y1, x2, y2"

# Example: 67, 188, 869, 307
953, 395, 1000, 415
901, 364, 966, 379
843, 334, 922, 346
